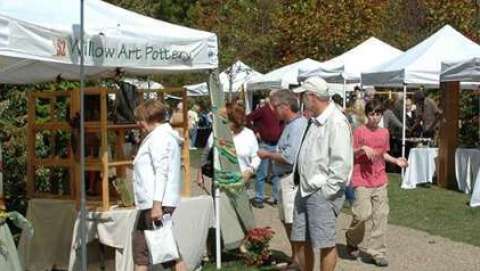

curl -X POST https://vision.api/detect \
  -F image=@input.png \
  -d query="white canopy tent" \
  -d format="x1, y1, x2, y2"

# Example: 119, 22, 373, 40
361, 25, 480, 88
246, 58, 324, 91
299, 37, 403, 83
122, 78, 164, 90
185, 60, 262, 94
219, 60, 263, 94
0, 0, 220, 270
361, 25, 480, 177
0, 0, 218, 84
298, 37, 403, 107
441, 58, 480, 83
184, 82, 209, 96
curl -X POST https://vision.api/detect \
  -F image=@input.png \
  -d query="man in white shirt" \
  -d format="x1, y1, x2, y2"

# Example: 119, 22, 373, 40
291, 77, 353, 271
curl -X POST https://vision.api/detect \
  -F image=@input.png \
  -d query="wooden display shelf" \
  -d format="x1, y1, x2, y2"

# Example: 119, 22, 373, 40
27, 86, 192, 211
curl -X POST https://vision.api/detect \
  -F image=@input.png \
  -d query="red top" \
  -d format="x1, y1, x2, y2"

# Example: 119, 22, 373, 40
246, 105, 284, 144
351, 125, 390, 188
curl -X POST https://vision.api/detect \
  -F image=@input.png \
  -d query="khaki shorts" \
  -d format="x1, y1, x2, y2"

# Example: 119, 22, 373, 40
277, 173, 297, 224
132, 207, 176, 266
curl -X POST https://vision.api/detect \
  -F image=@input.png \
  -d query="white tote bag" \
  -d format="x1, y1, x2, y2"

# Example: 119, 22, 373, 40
144, 214, 180, 264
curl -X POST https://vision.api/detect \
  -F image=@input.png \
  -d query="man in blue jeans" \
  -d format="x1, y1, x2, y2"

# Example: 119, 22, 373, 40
247, 92, 284, 208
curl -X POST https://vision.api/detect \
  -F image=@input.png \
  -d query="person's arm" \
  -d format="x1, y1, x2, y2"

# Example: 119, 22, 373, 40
257, 150, 289, 164
352, 127, 376, 159
383, 152, 408, 168
148, 136, 171, 220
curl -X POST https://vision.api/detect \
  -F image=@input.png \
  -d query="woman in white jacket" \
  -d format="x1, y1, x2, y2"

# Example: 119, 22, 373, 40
132, 100, 186, 271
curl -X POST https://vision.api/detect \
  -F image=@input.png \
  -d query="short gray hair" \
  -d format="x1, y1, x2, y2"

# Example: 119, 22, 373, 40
271, 89, 300, 113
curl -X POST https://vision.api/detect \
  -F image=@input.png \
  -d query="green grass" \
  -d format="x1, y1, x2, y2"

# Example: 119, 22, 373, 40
387, 174, 480, 247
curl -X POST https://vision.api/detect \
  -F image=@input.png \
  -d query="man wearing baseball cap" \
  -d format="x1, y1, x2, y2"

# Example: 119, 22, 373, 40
291, 77, 353, 271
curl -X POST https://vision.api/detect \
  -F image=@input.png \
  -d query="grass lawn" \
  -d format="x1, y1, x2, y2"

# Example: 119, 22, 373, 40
387, 174, 480, 247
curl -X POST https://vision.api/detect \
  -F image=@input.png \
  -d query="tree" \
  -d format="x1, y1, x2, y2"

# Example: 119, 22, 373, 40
191, 0, 283, 72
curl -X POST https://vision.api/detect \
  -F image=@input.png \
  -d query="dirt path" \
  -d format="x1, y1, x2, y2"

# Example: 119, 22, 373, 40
254, 203, 480, 271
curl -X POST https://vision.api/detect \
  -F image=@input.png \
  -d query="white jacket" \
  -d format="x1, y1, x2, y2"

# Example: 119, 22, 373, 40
296, 102, 353, 199
133, 123, 183, 210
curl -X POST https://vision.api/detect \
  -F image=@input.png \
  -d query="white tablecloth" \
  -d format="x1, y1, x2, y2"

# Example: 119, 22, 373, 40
455, 148, 480, 194
18, 199, 77, 271
0, 222, 22, 271
402, 148, 438, 189
20, 196, 214, 271
470, 168, 480, 207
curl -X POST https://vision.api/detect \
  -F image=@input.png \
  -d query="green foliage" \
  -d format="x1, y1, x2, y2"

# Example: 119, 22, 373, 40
458, 92, 480, 147
0, 86, 27, 216
0, 82, 80, 214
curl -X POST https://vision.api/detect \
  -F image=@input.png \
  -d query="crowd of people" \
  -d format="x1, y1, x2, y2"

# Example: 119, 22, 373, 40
129, 78, 442, 271
216, 77, 443, 270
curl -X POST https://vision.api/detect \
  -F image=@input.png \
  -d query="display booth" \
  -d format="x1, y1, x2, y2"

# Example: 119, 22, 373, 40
1, 0, 218, 270
440, 57, 480, 207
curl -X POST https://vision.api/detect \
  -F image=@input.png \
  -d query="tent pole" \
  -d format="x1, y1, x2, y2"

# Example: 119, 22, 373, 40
79, 0, 87, 270
342, 79, 347, 109
208, 70, 222, 270
401, 83, 407, 179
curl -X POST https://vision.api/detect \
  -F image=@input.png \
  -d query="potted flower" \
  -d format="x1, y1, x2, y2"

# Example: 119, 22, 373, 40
240, 227, 275, 266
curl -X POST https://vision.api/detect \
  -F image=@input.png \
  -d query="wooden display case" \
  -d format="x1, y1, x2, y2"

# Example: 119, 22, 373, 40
26, 87, 191, 210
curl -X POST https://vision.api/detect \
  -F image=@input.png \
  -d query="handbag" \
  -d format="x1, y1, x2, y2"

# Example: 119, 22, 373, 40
144, 214, 180, 264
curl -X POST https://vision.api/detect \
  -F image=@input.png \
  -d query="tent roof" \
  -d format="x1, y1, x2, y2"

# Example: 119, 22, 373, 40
122, 78, 163, 90
246, 58, 323, 90
0, 0, 218, 84
185, 60, 262, 95
441, 57, 480, 83
299, 37, 403, 83
219, 60, 262, 93
361, 25, 480, 88
184, 82, 208, 96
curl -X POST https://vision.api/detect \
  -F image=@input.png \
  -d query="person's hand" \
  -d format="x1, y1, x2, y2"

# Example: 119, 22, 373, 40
362, 146, 376, 160
257, 150, 270, 159
396, 157, 408, 168
150, 201, 163, 222
242, 170, 253, 183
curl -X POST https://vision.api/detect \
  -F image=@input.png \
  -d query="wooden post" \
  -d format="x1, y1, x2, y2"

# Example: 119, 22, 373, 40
26, 92, 35, 198
100, 88, 110, 210
71, 89, 82, 206
438, 81, 460, 189
181, 89, 191, 197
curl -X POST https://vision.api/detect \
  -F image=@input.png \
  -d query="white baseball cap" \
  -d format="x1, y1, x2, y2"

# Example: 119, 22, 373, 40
292, 76, 330, 97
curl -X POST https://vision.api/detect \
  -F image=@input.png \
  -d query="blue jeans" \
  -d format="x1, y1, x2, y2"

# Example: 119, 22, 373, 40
255, 143, 279, 202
